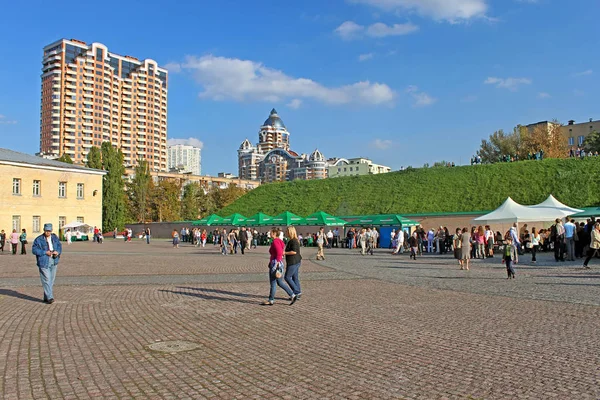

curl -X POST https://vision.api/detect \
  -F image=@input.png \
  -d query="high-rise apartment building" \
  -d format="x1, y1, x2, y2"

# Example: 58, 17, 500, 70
168, 144, 202, 175
40, 39, 168, 171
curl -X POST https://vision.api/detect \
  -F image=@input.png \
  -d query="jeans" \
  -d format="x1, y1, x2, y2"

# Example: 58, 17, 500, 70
505, 257, 515, 278
11, 243, 17, 254
427, 239, 433, 253
39, 257, 58, 300
146, 235, 150, 244
565, 238, 575, 261
269, 271, 293, 301
285, 262, 301, 295
240, 242, 247, 255
554, 240, 564, 261
477, 243, 486, 259
21, 241, 27, 254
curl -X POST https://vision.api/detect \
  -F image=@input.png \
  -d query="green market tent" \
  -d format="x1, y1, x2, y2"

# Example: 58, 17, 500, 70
345, 214, 419, 227
371, 214, 419, 227
242, 212, 273, 226
192, 214, 222, 226
220, 213, 247, 226
571, 207, 600, 218
271, 211, 305, 226
303, 211, 346, 226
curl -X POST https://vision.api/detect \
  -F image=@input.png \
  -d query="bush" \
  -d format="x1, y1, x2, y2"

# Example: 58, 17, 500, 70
218, 158, 600, 216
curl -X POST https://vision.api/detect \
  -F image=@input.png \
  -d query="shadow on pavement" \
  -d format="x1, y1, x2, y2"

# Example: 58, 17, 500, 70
176, 287, 264, 299
0, 289, 43, 303
160, 288, 290, 304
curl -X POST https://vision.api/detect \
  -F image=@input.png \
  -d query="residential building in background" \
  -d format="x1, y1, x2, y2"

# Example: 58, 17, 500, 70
40, 39, 168, 171
168, 143, 201, 175
238, 109, 330, 183
327, 158, 392, 178
124, 168, 259, 191
562, 119, 600, 148
0, 148, 105, 235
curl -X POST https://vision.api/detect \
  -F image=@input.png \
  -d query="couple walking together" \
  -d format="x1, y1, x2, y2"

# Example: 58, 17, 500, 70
262, 227, 302, 306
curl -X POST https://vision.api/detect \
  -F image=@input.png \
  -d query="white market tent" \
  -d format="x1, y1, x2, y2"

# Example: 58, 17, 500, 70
529, 195, 584, 217
473, 197, 550, 223
62, 221, 92, 231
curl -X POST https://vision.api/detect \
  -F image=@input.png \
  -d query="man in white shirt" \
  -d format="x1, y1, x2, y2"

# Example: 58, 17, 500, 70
394, 229, 404, 254
564, 218, 577, 261
326, 229, 334, 249
427, 229, 435, 253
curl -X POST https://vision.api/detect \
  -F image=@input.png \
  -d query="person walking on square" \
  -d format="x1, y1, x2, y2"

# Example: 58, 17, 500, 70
284, 226, 302, 304
530, 227, 540, 264
172, 229, 180, 249
583, 222, 600, 269
0, 230, 5, 252
408, 232, 418, 260
220, 228, 229, 256
31, 223, 62, 304
262, 227, 294, 305
145, 227, 151, 244
10, 229, 19, 255
453, 228, 463, 268
239, 227, 248, 255
358, 228, 367, 255
460, 227, 471, 270
20, 228, 27, 255
502, 236, 518, 279
316, 227, 327, 260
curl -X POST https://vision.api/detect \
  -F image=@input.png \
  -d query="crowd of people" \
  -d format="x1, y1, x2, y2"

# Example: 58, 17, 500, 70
0, 228, 27, 255
569, 147, 600, 158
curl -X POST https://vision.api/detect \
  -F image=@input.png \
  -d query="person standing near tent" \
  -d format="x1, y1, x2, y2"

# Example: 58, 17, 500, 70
552, 219, 565, 262
509, 223, 522, 255
239, 227, 248, 255
564, 218, 576, 261
485, 225, 495, 258
393, 228, 404, 254
530, 227, 540, 264
427, 229, 435, 253
65, 229, 72, 245
316, 227, 327, 260
453, 228, 463, 268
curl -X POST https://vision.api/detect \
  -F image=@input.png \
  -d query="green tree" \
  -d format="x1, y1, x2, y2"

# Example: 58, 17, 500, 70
101, 142, 127, 232
149, 178, 182, 222
181, 183, 201, 221
477, 128, 522, 163
127, 160, 153, 223
211, 184, 247, 211
583, 131, 600, 153
56, 153, 74, 164
86, 146, 102, 169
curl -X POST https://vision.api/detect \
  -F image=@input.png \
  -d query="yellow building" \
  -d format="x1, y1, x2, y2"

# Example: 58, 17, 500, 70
0, 148, 105, 236
562, 119, 600, 148
327, 157, 392, 178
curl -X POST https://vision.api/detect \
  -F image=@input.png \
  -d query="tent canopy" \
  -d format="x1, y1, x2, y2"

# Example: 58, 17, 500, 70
474, 197, 573, 223
345, 214, 419, 227
241, 212, 273, 227
62, 221, 92, 230
530, 195, 584, 216
220, 213, 247, 226
303, 211, 346, 226
271, 211, 305, 226
192, 214, 222, 226
571, 207, 600, 218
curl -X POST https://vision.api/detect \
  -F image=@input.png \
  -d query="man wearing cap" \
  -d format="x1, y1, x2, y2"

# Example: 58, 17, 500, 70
31, 223, 62, 304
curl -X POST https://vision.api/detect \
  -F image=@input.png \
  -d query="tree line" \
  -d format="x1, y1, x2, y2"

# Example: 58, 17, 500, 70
84, 145, 247, 232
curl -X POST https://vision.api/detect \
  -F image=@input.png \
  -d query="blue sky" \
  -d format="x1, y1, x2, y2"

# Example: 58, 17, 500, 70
0, 0, 598, 174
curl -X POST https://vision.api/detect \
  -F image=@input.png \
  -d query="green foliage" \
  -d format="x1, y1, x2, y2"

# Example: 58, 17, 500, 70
149, 179, 182, 222
211, 184, 247, 211
56, 153, 74, 164
127, 160, 152, 223
181, 183, 203, 220
583, 131, 600, 153
101, 143, 126, 231
219, 158, 600, 216
86, 146, 102, 169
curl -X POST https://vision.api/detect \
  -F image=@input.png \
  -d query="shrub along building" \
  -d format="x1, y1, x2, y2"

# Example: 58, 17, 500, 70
0, 148, 105, 235
238, 109, 390, 183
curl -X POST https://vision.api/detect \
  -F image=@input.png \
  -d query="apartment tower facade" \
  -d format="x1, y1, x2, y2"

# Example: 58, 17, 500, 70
40, 39, 168, 170
167, 144, 202, 176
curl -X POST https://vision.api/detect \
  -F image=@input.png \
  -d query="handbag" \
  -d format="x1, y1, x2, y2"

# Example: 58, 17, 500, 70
270, 260, 284, 279
525, 242, 533, 249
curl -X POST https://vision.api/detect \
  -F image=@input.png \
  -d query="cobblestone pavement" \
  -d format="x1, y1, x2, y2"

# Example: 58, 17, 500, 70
0, 241, 599, 399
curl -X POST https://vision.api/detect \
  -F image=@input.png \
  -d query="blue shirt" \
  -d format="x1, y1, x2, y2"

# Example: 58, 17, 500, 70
564, 222, 576, 238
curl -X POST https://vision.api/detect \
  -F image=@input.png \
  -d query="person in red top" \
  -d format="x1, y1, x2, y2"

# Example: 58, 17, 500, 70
262, 227, 295, 306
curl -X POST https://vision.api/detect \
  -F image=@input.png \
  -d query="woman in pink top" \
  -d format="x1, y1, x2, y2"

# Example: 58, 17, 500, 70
10, 229, 19, 255
476, 226, 486, 259
262, 227, 294, 306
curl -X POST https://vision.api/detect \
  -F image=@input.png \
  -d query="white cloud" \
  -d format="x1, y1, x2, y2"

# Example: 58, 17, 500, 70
164, 62, 182, 73
370, 139, 393, 150
335, 21, 418, 40
287, 99, 302, 109
0, 114, 17, 124
358, 53, 374, 62
572, 69, 593, 77
538, 92, 551, 99
335, 21, 365, 40
171, 55, 396, 106
349, 0, 489, 23
406, 85, 437, 106
167, 138, 204, 149
484, 76, 532, 91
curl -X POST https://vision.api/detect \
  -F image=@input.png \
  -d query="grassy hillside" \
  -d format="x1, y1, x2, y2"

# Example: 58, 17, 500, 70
219, 158, 600, 216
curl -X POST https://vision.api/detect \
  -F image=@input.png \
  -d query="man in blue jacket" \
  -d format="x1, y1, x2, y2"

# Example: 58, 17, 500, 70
31, 223, 62, 304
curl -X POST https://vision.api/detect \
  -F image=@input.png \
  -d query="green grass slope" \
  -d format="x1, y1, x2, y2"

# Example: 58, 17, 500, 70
219, 158, 600, 216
